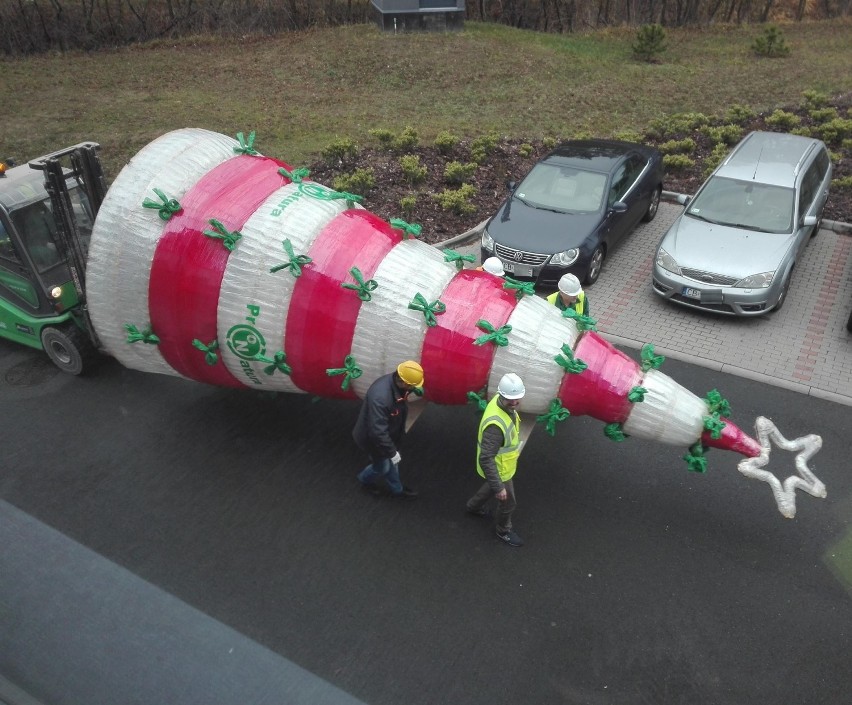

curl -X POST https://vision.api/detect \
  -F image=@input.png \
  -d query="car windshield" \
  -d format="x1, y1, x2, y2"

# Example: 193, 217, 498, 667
514, 163, 607, 213
685, 176, 794, 234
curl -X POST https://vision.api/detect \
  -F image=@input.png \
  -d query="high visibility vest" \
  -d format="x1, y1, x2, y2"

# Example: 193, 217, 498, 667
547, 290, 587, 315
476, 395, 521, 482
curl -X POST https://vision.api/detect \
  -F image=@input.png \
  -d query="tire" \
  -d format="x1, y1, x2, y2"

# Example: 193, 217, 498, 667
585, 246, 605, 285
642, 186, 662, 223
40, 323, 99, 375
846, 307, 852, 333
770, 275, 790, 313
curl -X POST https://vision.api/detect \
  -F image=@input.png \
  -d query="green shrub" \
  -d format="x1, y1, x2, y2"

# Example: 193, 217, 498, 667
791, 126, 813, 137
843, 138, 852, 151
632, 24, 667, 63
333, 167, 375, 194
398, 154, 427, 185
832, 175, 852, 189
659, 137, 695, 154
399, 195, 417, 218
612, 130, 643, 143
702, 143, 732, 178
394, 126, 419, 151
646, 112, 710, 139
518, 143, 534, 158
368, 128, 396, 150
810, 107, 839, 123
434, 130, 460, 155
444, 161, 478, 185
815, 117, 852, 144
433, 184, 476, 215
542, 136, 558, 150
802, 89, 829, 110
765, 109, 801, 130
663, 154, 695, 170
701, 124, 743, 145
321, 137, 358, 165
752, 25, 790, 58
829, 150, 842, 164
725, 104, 757, 125
470, 132, 500, 162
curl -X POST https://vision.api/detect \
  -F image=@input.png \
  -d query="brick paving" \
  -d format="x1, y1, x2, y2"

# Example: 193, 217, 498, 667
443, 201, 852, 406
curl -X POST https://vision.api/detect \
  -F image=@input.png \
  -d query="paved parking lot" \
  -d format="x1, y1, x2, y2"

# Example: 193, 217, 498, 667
447, 201, 852, 405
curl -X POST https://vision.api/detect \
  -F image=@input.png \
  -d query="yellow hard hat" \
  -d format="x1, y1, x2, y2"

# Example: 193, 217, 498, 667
397, 360, 424, 387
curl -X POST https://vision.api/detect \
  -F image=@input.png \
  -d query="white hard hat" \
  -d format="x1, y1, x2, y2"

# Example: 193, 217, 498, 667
558, 273, 582, 297
497, 372, 526, 400
482, 257, 505, 277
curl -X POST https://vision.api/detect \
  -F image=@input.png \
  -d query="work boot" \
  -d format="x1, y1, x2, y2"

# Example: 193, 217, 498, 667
391, 486, 418, 500
495, 528, 524, 547
466, 506, 492, 518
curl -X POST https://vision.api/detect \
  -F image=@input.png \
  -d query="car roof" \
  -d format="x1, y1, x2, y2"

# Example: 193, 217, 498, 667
544, 139, 652, 172
716, 131, 821, 187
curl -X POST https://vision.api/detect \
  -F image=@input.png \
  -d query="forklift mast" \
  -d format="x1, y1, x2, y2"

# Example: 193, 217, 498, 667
28, 142, 107, 348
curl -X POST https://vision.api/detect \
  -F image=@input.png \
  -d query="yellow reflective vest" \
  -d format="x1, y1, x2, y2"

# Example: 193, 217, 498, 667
546, 290, 587, 316
476, 395, 521, 482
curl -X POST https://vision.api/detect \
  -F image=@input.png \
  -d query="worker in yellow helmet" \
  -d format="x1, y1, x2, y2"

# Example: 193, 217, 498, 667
353, 360, 424, 500
466, 372, 526, 547
546, 273, 589, 317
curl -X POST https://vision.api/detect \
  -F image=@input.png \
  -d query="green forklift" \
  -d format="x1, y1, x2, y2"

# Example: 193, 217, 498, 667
0, 143, 107, 374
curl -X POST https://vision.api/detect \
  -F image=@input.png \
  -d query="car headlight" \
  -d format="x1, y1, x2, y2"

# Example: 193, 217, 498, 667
550, 248, 579, 267
734, 271, 774, 288
481, 229, 494, 252
655, 248, 681, 275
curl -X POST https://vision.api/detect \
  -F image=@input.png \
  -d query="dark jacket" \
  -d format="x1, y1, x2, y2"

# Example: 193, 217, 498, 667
352, 373, 409, 460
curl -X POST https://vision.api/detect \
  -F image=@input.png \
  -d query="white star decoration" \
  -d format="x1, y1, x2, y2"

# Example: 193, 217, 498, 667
737, 416, 826, 518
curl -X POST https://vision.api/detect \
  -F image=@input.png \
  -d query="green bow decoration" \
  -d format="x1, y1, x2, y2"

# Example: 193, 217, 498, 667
536, 399, 571, 436
640, 343, 665, 372
389, 218, 422, 239
270, 238, 313, 277
702, 414, 727, 440
234, 131, 259, 156
278, 166, 311, 183
326, 189, 363, 209
408, 292, 446, 327
683, 442, 708, 473
604, 422, 629, 442
442, 248, 476, 270
560, 307, 598, 332
502, 276, 536, 300
627, 386, 647, 403
467, 390, 488, 412
141, 188, 182, 221
473, 320, 512, 347
192, 338, 219, 365
326, 354, 362, 391
341, 267, 379, 301
124, 323, 160, 345
255, 350, 292, 376
203, 218, 242, 252
703, 389, 732, 417
554, 343, 588, 374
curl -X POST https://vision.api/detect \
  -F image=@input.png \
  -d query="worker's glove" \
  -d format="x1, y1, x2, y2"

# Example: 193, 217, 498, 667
390, 451, 401, 465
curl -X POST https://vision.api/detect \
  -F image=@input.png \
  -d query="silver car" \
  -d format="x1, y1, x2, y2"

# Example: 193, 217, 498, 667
652, 131, 832, 315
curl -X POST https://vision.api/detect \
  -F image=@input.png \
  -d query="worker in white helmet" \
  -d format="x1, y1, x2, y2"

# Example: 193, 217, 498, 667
546, 273, 589, 316
466, 372, 526, 547
476, 256, 505, 277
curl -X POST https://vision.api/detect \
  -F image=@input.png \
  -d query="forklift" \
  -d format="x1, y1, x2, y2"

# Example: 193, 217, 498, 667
0, 143, 107, 374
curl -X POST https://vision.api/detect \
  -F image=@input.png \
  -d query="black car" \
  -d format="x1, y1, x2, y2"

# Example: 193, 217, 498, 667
480, 139, 664, 287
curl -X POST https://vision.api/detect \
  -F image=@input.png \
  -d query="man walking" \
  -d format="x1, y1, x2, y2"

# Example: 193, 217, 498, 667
466, 373, 526, 547
547, 273, 589, 317
353, 360, 423, 499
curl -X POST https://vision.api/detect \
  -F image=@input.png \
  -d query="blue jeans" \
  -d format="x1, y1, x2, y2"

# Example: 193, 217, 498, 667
358, 456, 403, 495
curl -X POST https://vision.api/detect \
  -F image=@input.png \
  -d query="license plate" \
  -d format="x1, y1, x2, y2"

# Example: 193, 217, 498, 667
503, 262, 532, 277
682, 287, 702, 300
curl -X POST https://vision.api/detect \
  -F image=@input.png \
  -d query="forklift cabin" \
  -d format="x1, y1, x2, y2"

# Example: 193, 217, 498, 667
0, 143, 106, 374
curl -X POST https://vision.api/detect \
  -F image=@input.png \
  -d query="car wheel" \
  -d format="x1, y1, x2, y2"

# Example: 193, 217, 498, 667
585, 246, 605, 285
642, 186, 662, 223
847, 307, 852, 333
41, 324, 99, 375
770, 275, 790, 313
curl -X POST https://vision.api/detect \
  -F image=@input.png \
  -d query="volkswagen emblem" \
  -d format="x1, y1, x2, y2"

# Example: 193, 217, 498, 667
513, 250, 523, 262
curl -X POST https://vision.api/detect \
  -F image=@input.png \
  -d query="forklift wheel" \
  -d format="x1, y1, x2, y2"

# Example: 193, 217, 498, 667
41, 324, 99, 376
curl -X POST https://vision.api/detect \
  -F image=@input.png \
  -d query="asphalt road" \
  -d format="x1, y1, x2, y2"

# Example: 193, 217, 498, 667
1, 341, 852, 705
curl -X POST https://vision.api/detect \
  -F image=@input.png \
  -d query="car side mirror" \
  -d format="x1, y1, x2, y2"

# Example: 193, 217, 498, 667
802, 215, 818, 227
676, 193, 692, 206
506, 179, 516, 191
610, 201, 628, 213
